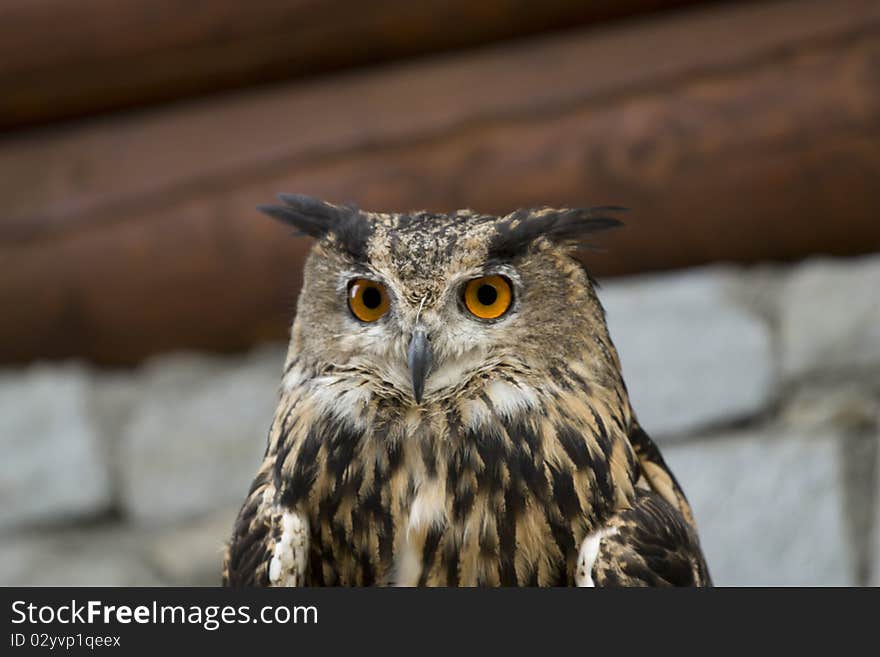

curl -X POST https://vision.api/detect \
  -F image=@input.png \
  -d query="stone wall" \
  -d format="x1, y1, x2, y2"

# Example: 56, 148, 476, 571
1, 254, 877, 586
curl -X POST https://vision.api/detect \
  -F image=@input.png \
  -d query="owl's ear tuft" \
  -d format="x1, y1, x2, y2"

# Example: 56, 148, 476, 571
488, 206, 625, 259
258, 194, 372, 260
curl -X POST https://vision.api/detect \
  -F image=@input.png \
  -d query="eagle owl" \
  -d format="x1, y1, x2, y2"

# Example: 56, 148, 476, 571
223, 194, 711, 587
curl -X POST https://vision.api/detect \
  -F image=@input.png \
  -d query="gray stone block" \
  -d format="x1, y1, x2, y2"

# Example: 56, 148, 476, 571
0, 529, 163, 586
148, 507, 238, 585
782, 385, 878, 585
118, 345, 284, 524
781, 383, 878, 434
664, 428, 854, 585
600, 267, 774, 438
781, 256, 880, 380
0, 364, 111, 531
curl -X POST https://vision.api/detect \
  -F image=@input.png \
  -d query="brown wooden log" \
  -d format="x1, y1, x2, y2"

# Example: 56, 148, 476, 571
0, 0, 704, 130
1, 0, 879, 365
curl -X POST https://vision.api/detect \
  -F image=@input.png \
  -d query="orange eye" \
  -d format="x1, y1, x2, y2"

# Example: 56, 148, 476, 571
348, 279, 390, 322
463, 275, 513, 320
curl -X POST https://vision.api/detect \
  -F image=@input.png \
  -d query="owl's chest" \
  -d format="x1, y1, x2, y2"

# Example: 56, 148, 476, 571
292, 409, 618, 586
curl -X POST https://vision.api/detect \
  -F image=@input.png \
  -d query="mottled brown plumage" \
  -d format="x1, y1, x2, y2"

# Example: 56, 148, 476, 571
223, 195, 710, 587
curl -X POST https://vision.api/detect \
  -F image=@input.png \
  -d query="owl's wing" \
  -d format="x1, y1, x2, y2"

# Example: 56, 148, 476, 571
573, 421, 711, 587
580, 488, 712, 587
222, 466, 309, 587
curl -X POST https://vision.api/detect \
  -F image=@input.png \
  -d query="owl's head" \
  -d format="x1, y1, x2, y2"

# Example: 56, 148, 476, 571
261, 194, 624, 407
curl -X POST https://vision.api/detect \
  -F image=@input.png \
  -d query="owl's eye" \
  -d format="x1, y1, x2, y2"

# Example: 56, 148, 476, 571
463, 275, 513, 320
348, 279, 390, 322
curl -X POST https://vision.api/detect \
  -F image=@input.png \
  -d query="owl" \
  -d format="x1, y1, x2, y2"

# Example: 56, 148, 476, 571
223, 194, 711, 587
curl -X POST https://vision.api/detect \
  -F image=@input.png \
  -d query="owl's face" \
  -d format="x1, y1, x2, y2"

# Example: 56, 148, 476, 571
262, 195, 623, 407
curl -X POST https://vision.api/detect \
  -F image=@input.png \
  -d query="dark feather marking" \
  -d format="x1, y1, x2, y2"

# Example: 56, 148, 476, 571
362, 460, 393, 573
445, 543, 461, 586
498, 486, 521, 586
452, 484, 475, 522
227, 518, 266, 573
620, 557, 667, 587
325, 420, 363, 481
546, 513, 576, 581
378, 513, 394, 577
590, 408, 610, 452
418, 525, 444, 586
630, 424, 672, 470
448, 452, 476, 522
229, 547, 268, 587
555, 423, 591, 470
358, 549, 376, 586
501, 414, 541, 458
386, 434, 404, 474
470, 425, 508, 497
338, 464, 365, 504
551, 565, 569, 587
376, 507, 395, 573
590, 457, 613, 509
308, 547, 326, 586
420, 438, 438, 478
445, 409, 477, 523
564, 366, 591, 395
320, 553, 339, 586
276, 397, 303, 452
329, 519, 348, 546
548, 465, 581, 521
317, 496, 335, 532
548, 367, 572, 391
445, 406, 465, 438
272, 438, 294, 490
497, 415, 528, 586
499, 416, 547, 513
279, 430, 322, 506
325, 467, 364, 538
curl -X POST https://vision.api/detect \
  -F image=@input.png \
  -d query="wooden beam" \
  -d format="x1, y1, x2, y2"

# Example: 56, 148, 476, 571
0, 0, 704, 129
1, 0, 878, 364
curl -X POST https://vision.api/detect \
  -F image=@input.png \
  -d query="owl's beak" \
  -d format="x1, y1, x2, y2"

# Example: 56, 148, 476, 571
407, 325, 433, 404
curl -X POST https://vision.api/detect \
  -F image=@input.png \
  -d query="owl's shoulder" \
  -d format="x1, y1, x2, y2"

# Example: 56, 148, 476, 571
587, 488, 712, 587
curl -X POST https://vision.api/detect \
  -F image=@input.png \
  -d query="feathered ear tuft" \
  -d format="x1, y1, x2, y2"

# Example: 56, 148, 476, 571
488, 206, 625, 259
258, 193, 372, 260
